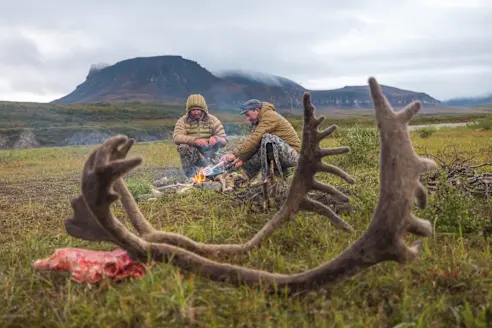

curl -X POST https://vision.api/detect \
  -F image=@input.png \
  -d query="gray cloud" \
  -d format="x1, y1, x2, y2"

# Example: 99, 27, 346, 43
0, 0, 491, 102
0, 34, 43, 67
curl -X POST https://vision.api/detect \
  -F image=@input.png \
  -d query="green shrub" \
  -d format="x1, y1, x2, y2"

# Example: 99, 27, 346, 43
476, 116, 492, 130
125, 177, 153, 197
467, 116, 492, 131
335, 124, 380, 167
416, 126, 437, 138
417, 173, 492, 235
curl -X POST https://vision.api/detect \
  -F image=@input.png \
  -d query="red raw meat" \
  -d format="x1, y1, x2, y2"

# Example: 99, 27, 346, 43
32, 248, 150, 283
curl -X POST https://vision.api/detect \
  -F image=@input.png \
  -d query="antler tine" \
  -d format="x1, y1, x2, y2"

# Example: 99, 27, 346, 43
397, 101, 421, 124
368, 77, 394, 121
317, 125, 337, 141
300, 197, 354, 232
314, 115, 325, 128
303, 92, 315, 118
72, 76, 436, 293
317, 162, 355, 184
92, 135, 127, 167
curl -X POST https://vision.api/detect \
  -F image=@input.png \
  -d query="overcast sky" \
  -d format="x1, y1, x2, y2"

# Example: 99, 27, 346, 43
0, 0, 490, 102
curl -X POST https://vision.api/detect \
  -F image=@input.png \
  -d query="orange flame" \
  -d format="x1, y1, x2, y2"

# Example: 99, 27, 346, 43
192, 168, 207, 184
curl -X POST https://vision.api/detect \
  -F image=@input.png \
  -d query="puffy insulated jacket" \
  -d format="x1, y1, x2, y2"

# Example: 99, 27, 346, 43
233, 102, 300, 161
173, 113, 227, 146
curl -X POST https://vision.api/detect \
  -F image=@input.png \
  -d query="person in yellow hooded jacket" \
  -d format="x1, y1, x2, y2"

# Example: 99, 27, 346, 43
220, 99, 301, 181
173, 94, 227, 178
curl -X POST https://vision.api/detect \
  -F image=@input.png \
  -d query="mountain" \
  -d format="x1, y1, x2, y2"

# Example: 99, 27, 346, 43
214, 69, 305, 90
52, 55, 441, 109
309, 85, 440, 108
443, 94, 492, 107
53, 55, 229, 104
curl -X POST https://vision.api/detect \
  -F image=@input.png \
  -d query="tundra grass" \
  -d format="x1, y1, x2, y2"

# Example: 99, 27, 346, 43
0, 127, 491, 327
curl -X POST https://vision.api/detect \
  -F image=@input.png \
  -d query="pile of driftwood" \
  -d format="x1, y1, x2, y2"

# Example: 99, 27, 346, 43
420, 147, 491, 197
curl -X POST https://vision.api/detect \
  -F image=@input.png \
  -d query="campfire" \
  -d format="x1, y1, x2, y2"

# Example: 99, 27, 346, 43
192, 168, 209, 185
148, 166, 245, 197
143, 165, 355, 214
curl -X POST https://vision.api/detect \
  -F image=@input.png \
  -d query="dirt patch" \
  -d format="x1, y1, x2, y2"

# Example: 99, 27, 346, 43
0, 175, 80, 206
0, 166, 185, 206
129, 166, 184, 181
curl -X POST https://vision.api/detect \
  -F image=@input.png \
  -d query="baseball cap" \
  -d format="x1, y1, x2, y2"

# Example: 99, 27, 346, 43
239, 99, 262, 115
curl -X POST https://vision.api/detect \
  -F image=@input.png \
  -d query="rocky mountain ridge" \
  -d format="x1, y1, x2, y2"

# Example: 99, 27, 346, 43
443, 94, 492, 107
52, 55, 442, 109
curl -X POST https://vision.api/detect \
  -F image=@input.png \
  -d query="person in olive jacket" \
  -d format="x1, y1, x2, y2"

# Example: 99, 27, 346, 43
173, 94, 227, 178
221, 99, 301, 180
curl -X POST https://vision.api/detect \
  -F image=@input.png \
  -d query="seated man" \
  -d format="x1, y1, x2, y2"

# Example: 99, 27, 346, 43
173, 94, 227, 178
221, 99, 301, 181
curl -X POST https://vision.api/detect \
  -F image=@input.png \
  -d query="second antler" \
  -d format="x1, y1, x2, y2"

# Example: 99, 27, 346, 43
64, 77, 436, 292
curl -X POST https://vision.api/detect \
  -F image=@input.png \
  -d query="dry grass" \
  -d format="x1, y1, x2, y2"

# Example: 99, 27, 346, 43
0, 126, 491, 327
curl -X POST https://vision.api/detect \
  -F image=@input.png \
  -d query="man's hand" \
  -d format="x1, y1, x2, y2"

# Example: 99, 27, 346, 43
220, 153, 236, 163
220, 153, 243, 168
194, 138, 209, 147
209, 137, 217, 147
233, 158, 243, 168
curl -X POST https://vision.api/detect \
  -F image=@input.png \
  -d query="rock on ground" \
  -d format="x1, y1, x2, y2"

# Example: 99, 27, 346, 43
13, 130, 41, 149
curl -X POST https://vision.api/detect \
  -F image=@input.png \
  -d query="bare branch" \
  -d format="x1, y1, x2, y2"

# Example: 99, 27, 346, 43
415, 182, 427, 209
470, 162, 492, 169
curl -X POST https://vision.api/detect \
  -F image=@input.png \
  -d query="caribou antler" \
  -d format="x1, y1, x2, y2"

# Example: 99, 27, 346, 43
68, 77, 436, 292
65, 100, 356, 258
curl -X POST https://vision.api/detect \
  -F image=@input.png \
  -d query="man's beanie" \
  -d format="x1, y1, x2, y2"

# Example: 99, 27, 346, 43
186, 94, 208, 113
239, 99, 262, 115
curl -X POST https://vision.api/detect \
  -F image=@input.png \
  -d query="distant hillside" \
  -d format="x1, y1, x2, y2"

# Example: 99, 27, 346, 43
0, 101, 250, 149
1, 99, 489, 149
214, 69, 305, 90
52, 55, 442, 109
309, 85, 440, 108
443, 94, 492, 107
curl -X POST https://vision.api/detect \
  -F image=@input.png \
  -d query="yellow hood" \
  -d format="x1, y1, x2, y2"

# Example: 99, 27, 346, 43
185, 94, 208, 114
